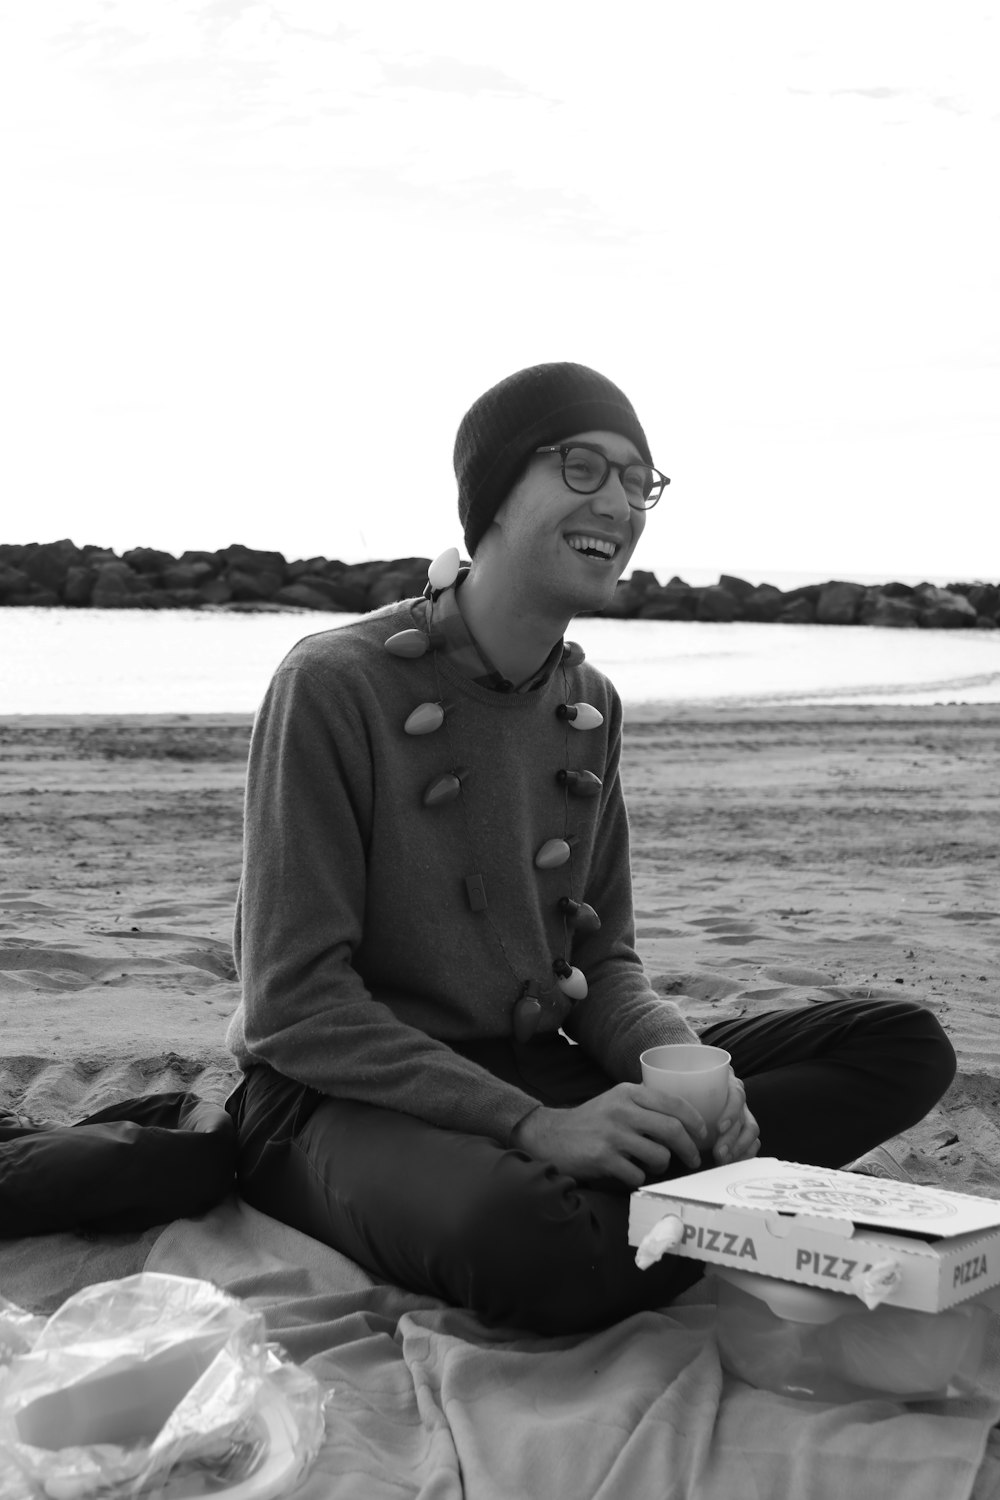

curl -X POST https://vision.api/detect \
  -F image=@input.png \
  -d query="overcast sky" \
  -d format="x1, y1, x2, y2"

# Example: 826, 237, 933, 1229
1, 1, 997, 585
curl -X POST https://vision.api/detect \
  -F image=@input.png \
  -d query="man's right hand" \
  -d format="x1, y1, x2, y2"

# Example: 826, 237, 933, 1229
509, 1083, 707, 1188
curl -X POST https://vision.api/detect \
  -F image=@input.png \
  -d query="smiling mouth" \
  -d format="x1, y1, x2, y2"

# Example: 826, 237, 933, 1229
565, 534, 620, 562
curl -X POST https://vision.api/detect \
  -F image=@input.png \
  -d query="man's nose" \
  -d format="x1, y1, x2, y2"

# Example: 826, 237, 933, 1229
591, 469, 632, 520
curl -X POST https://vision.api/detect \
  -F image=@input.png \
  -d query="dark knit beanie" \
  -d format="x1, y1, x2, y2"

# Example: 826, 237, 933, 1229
454, 362, 653, 556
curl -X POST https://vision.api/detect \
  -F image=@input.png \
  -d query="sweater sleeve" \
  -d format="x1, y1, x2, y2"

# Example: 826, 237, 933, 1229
232, 659, 543, 1142
562, 689, 699, 1077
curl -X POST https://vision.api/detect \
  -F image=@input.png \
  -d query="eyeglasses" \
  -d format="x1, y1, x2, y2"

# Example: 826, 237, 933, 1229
535, 443, 669, 510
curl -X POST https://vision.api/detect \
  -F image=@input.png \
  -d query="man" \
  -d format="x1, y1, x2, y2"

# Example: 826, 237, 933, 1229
225, 362, 955, 1334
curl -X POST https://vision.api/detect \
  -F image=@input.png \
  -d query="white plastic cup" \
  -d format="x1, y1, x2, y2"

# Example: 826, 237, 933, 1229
639, 1043, 732, 1148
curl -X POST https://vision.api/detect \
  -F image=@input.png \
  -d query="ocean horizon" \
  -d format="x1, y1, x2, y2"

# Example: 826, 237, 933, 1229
3, 606, 999, 716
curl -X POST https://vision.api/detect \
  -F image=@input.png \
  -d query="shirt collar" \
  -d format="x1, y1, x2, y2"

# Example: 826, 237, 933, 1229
410, 569, 584, 693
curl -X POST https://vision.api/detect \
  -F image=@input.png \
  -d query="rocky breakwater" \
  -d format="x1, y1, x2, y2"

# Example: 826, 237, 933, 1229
601, 572, 1000, 630
0, 542, 997, 629
0, 541, 432, 614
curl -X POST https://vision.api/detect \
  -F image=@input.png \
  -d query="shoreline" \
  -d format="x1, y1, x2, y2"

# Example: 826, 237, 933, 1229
3, 702, 1000, 729
1, 707, 998, 1196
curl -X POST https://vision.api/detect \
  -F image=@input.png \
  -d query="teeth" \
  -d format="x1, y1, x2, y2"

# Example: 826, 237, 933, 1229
566, 535, 618, 559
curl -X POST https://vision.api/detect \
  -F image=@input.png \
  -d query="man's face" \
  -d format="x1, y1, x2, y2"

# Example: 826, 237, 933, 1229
486, 429, 648, 618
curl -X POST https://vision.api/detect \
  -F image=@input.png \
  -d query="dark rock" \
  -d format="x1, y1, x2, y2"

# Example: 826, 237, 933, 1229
697, 584, 739, 622
5, 585, 61, 606
717, 574, 757, 602
915, 585, 978, 629
330, 560, 408, 593
966, 584, 1000, 621
180, 550, 222, 571
0, 563, 32, 602
286, 557, 334, 581
601, 571, 658, 617
859, 591, 920, 628
781, 583, 824, 604
290, 573, 363, 606
159, 563, 200, 590
122, 547, 178, 575
218, 544, 287, 575
975, 615, 998, 630
742, 585, 785, 622
90, 562, 154, 608
639, 581, 699, 620
777, 596, 816, 624
880, 581, 917, 599
274, 583, 341, 611
18, 539, 85, 594
198, 577, 233, 605
155, 588, 204, 609
307, 576, 371, 612
197, 576, 232, 606
368, 563, 430, 610
63, 565, 96, 606
225, 565, 284, 602
816, 581, 866, 625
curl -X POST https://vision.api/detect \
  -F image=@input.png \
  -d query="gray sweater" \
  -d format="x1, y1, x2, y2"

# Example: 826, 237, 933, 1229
225, 600, 696, 1142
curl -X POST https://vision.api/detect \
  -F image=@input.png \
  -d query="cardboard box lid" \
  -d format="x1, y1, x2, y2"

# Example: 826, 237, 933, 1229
636, 1159, 1000, 1242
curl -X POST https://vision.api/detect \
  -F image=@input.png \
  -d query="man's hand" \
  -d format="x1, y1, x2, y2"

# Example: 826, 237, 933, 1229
510, 1083, 709, 1188
711, 1072, 761, 1166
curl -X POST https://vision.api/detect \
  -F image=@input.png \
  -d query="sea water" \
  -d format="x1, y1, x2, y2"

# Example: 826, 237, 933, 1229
2, 607, 999, 715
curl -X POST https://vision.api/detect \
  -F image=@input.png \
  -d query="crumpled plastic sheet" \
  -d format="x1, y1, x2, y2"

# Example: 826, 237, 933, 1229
0, 1273, 328, 1499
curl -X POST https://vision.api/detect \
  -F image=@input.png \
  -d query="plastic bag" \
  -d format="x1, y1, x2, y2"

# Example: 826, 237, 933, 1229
712, 1269, 992, 1403
0, 1273, 327, 1499
0, 1300, 47, 1366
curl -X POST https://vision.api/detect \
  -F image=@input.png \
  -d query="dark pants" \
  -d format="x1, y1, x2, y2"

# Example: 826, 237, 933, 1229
227, 999, 955, 1335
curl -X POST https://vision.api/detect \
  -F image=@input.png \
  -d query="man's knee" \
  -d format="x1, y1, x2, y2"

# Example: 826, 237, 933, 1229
847, 997, 957, 1115
899, 1001, 957, 1103
453, 1153, 667, 1335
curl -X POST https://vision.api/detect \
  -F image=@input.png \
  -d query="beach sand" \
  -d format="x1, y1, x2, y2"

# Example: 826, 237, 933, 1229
1, 706, 998, 1195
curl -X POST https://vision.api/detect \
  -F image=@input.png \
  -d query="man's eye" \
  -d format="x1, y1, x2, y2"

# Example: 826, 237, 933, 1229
624, 467, 652, 498
565, 451, 603, 482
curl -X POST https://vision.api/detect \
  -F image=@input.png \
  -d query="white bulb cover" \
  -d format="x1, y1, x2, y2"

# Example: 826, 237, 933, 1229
428, 548, 461, 590
385, 629, 428, 658
556, 966, 588, 1000
569, 703, 604, 731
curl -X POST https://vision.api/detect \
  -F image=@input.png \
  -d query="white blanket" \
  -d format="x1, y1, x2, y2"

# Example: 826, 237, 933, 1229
144, 1197, 1000, 1500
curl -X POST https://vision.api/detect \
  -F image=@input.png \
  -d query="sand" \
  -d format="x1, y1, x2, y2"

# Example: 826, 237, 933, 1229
1, 706, 998, 1195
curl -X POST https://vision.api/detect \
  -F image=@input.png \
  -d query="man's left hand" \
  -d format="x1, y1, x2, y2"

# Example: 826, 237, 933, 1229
712, 1073, 760, 1165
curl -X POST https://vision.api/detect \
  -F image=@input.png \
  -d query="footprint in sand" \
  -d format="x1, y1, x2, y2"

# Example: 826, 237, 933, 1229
651, 972, 747, 1002
129, 902, 200, 919
0, 895, 68, 915
760, 964, 838, 986
0, 970, 96, 994
0, 936, 236, 991
1, 1055, 239, 1122
689, 916, 761, 946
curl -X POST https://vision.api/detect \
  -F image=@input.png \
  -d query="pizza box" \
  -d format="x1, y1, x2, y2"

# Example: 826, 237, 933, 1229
628, 1158, 1000, 1312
